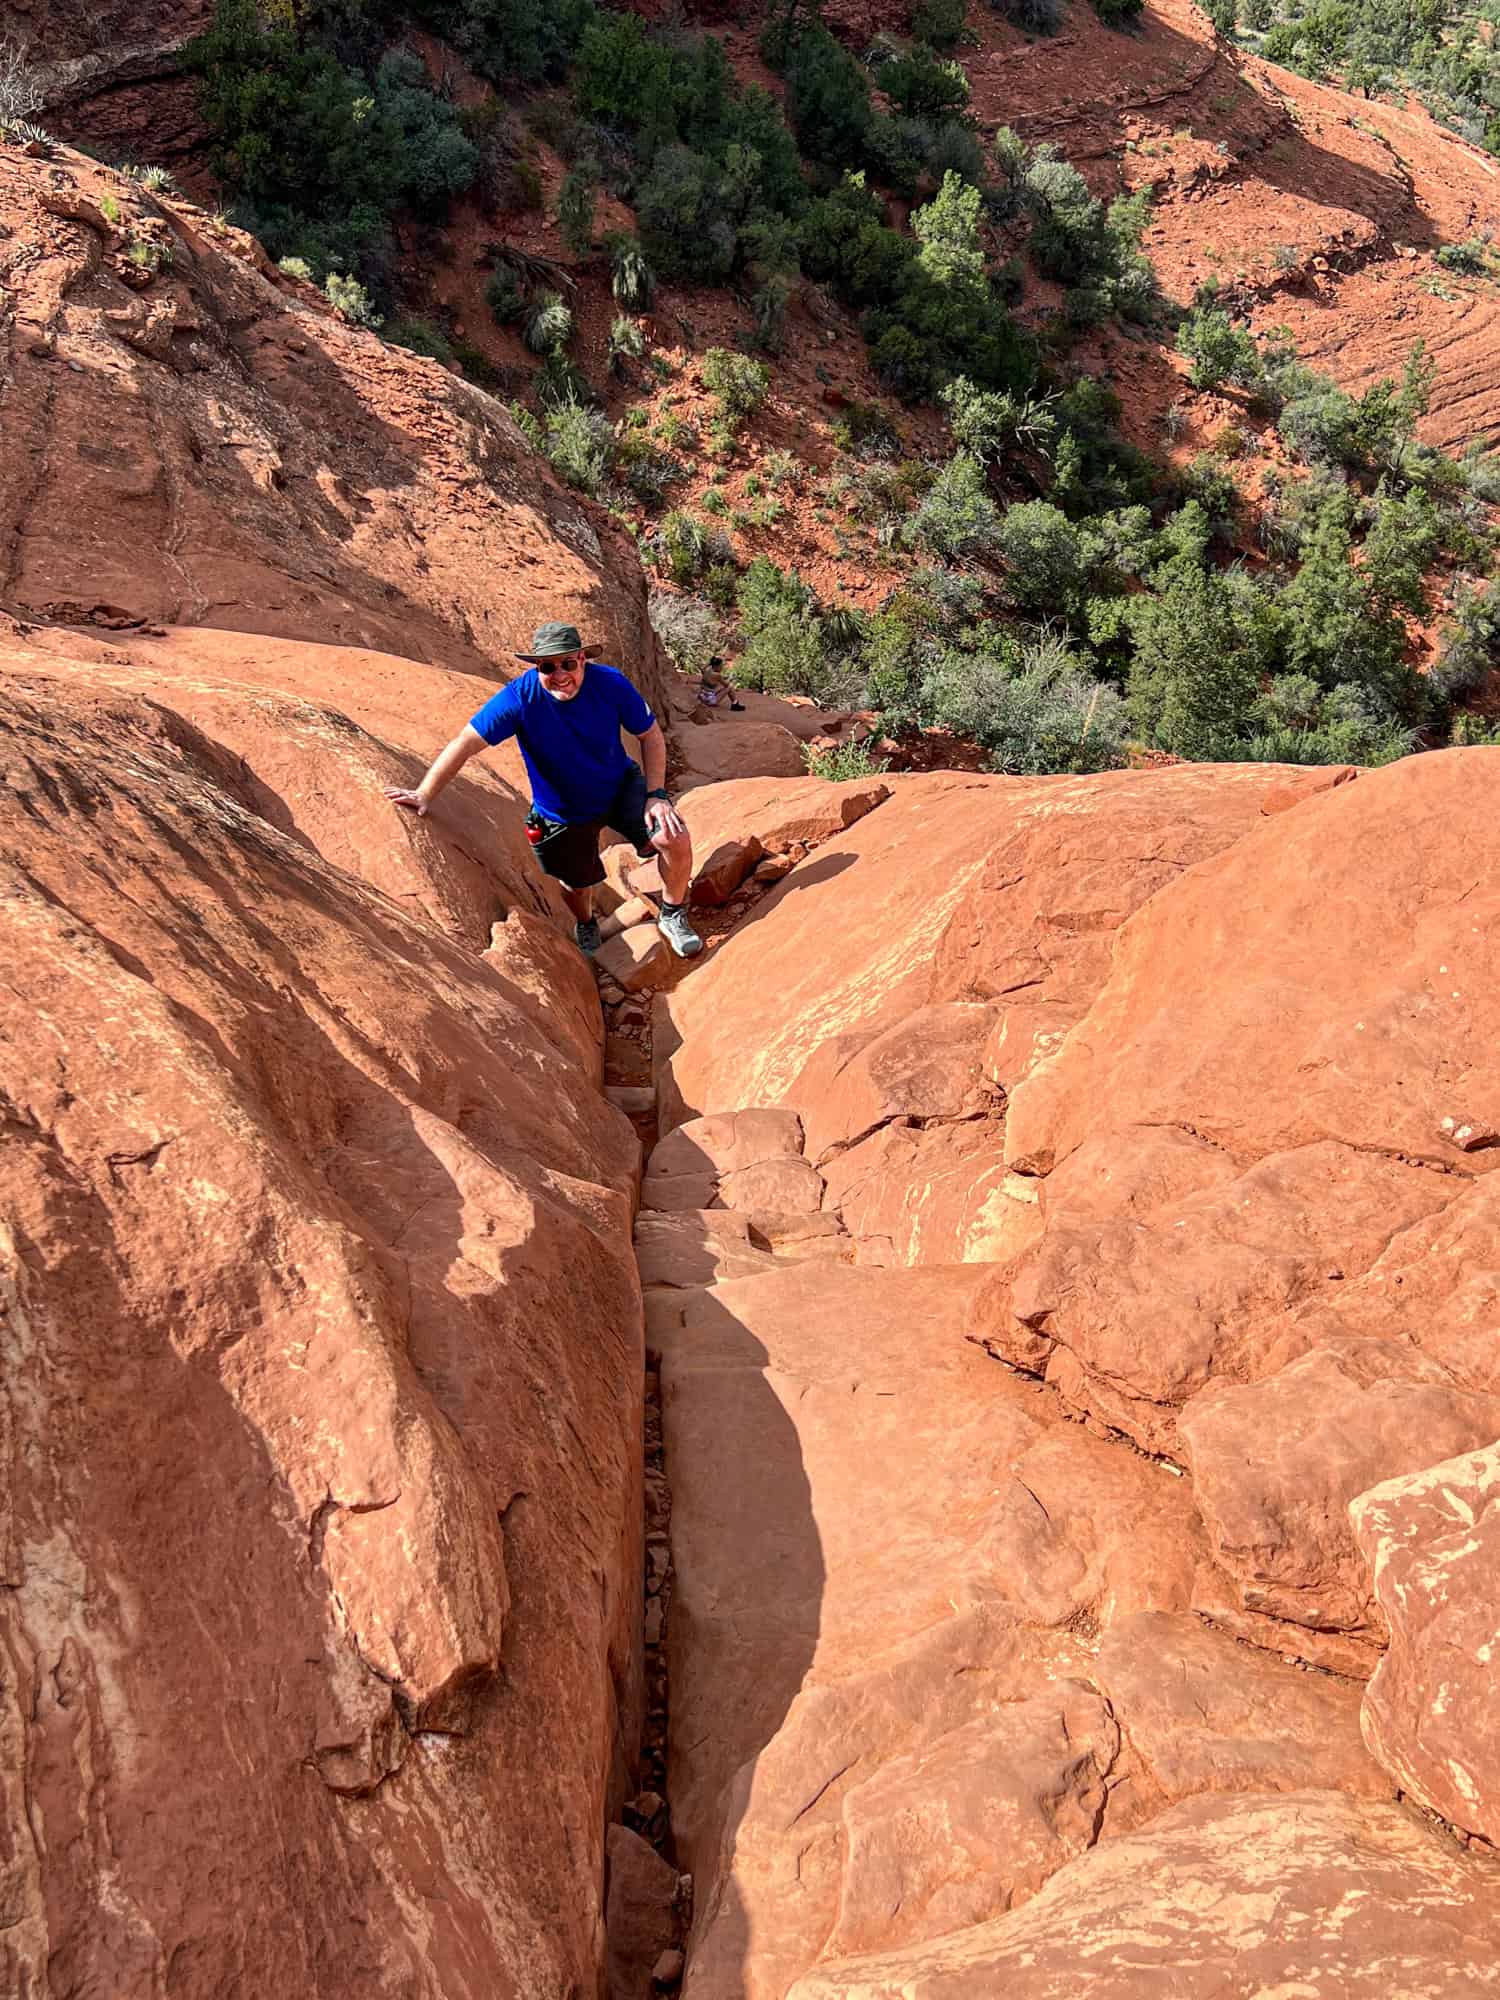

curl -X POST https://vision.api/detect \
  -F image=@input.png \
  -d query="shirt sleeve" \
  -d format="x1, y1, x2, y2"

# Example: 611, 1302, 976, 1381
469, 683, 522, 746
601, 666, 655, 737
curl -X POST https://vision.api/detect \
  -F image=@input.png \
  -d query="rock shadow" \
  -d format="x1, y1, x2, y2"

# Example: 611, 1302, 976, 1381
657, 1284, 824, 1994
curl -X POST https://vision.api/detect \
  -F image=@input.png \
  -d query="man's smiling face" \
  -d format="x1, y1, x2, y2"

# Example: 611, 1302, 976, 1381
539, 651, 586, 701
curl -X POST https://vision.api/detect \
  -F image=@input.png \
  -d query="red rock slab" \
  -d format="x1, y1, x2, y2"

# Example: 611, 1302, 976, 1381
634, 1212, 781, 1290
647, 1263, 1050, 1993
641, 1171, 721, 1212
650, 1109, 805, 1179
1260, 763, 1359, 816
690, 829, 766, 908
787, 1792, 1500, 1999
831, 1687, 1119, 1958
717, 1156, 825, 1212
677, 775, 893, 873
1005, 1139, 1450, 1454
0, 670, 643, 1996
596, 921, 677, 996
1095, 1612, 1391, 1805
1180, 1340, 1500, 1657
673, 716, 807, 786
1283, 1170, 1500, 1397
0, 149, 670, 707
974, 1426, 1204, 1632
820, 1119, 1021, 1268
662, 764, 1278, 1132
1005, 749, 1500, 1180
797, 1002, 1001, 1164
1352, 1441, 1500, 1844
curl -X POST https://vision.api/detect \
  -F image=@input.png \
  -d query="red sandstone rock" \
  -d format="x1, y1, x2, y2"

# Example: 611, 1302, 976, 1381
830, 1687, 1119, 1955
1180, 1341, 1500, 1661
1004, 750, 1500, 1178
597, 922, 677, 995
0, 149, 669, 707
661, 765, 1278, 1130
0, 657, 642, 1995
1095, 1611, 1391, 1803
798, 1002, 1001, 1164
635, 1212, 781, 1289
606, 1825, 683, 2000
651, 1110, 805, 1179
717, 1157, 825, 1212
1351, 1442, 1500, 1843
787, 1792, 1500, 1997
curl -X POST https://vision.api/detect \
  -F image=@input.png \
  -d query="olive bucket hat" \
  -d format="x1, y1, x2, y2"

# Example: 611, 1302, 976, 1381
516, 620, 595, 663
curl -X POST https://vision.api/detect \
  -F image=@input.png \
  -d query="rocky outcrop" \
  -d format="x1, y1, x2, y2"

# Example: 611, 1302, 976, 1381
0, 631, 644, 1996
1351, 1442, 1500, 1845
0, 142, 668, 708
648, 749, 1500, 1995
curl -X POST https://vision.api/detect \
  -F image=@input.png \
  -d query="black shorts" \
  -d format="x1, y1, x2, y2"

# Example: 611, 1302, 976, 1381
528, 763, 656, 891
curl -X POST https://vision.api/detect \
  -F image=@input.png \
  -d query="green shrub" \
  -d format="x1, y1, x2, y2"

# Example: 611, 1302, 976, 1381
1176, 308, 1262, 391
655, 510, 732, 584
608, 314, 646, 373
1435, 237, 1490, 276
907, 453, 1002, 558
803, 736, 892, 780
648, 588, 721, 670
877, 47, 970, 117
485, 269, 527, 323
702, 348, 770, 426
914, 171, 987, 293
385, 317, 454, 363
781, 24, 874, 167
1277, 497, 1420, 717
613, 432, 685, 507
542, 397, 614, 495
556, 162, 598, 255
922, 633, 1128, 773
994, 500, 1085, 610
740, 601, 831, 693
1430, 577, 1500, 700
278, 254, 314, 281
911, 0, 972, 48
325, 271, 382, 326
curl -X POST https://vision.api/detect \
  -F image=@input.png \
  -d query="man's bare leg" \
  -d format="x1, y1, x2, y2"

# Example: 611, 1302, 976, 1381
654, 829, 693, 908
562, 882, 595, 923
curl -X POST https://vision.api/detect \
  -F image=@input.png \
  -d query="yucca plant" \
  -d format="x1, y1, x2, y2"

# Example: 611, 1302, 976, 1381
608, 314, 645, 377
610, 235, 654, 310
524, 289, 572, 355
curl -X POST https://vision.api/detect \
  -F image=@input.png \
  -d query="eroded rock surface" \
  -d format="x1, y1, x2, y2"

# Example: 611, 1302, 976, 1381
1, 643, 643, 1997
0, 144, 667, 703
647, 751, 1500, 1996
1352, 1442, 1500, 1844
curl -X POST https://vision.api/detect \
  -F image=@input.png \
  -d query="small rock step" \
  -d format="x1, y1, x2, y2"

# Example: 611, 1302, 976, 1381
640, 1106, 827, 1216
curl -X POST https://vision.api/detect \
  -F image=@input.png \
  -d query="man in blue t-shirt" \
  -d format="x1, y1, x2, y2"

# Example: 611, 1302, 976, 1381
385, 620, 702, 960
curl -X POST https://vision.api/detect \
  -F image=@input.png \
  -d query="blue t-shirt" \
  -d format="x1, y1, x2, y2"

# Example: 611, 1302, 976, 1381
469, 662, 656, 822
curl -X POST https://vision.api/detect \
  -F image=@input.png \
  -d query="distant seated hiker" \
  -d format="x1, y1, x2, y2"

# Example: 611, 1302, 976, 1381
697, 654, 745, 711
385, 620, 703, 962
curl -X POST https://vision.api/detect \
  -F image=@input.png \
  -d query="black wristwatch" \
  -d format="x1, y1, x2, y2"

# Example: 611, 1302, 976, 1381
646, 787, 671, 801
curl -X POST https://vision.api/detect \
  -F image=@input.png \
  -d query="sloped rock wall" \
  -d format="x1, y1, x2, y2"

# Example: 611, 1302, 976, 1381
0, 638, 644, 1997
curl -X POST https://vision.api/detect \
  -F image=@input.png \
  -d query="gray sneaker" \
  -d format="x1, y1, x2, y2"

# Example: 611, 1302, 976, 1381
657, 903, 703, 959
575, 916, 601, 956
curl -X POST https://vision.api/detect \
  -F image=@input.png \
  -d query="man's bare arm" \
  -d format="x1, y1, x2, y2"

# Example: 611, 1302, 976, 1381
639, 719, 669, 794
385, 725, 488, 815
